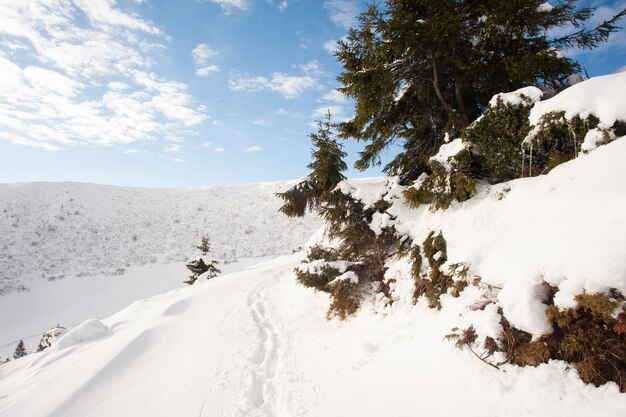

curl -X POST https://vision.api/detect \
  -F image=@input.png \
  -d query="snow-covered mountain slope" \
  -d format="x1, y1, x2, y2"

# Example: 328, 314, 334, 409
0, 181, 320, 294
0, 181, 320, 359
1, 254, 624, 417
2, 137, 626, 416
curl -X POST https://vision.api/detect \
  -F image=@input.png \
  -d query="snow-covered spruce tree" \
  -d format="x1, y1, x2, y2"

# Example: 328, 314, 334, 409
335, 0, 625, 183
13, 340, 27, 359
277, 112, 347, 217
184, 236, 220, 285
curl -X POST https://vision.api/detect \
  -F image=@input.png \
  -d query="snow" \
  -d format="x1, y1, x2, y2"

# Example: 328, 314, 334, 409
0, 181, 320, 359
328, 270, 359, 285
537, 2, 553, 12
488, 86, 543, 108
348, 137, 626, 335
0, 181, 321, 294
528, 72, 626, 129
1, 254, 624, 417
430, 138, 467, 170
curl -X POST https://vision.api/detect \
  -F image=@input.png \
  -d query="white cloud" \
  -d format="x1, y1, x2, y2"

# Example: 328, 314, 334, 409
202, 141, 212, 148
192, 43, 217, 64
324, 0, 359, 29
253, 119, 269, 126
0, 0, 206, 151
323, 39, 339, 54
312, 105, 344, 119
124, 149, 139, 154
196, 65, 220, 76
229, 72, 317, 99
275, 108, 288, 115
173, 157, 185, 163
319, 89, 348, 103
214, 146, 225, 152
278, 1, 288, 12
298, 60, 327, 77
163, 144, 181, 152
209, 0, 248, 13
212, 119, 226, 127
192, 43, 220, 76
243, 145, 262, 152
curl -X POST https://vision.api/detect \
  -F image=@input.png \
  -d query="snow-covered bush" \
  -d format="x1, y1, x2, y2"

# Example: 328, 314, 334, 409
184, 236, 220, 285
403, 140, 478, 211
36, 325, 68, 352
463, 88, 540, 183
296, 184, 409, 319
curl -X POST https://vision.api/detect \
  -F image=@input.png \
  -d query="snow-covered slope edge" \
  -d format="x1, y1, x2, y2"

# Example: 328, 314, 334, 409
1, 254, 624, 417
0, 181, 321, 293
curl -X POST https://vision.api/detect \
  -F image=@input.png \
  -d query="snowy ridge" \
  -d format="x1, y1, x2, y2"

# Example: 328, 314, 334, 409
0, 181, 321, 293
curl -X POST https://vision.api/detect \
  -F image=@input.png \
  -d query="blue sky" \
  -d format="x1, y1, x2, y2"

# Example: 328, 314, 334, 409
0, 0, 624, 187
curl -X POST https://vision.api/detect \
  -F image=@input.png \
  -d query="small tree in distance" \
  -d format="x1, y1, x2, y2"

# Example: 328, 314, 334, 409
184, 236, 221, 285
277, 112, 347, 217
13, 340, 27, 359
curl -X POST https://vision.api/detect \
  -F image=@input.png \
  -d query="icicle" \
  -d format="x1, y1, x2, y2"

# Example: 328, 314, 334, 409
529, 142, 533, 177
521, 146, 525, 178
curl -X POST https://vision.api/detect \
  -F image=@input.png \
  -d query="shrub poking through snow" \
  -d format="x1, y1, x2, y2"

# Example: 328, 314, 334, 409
411, 232, 470, 309
295, 188, 410, 319
523, 112, 609, 175
543, 289, 626, 391
449, 289, 626, 392
36, 325, 68, 352
463, 92, 537, 183
184, 236, 221, 285
404, 140, 478, 211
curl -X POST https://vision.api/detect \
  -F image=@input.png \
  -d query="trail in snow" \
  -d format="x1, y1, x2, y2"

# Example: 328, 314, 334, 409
0, 255, 625, 417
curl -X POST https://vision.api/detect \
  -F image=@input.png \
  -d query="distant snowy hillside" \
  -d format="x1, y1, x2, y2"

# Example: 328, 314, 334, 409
0, 181, 321, 294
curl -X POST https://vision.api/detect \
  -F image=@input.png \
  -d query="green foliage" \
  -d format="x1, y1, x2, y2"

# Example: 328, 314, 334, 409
277, 113, 347, 217
336, 0, 625, 182
13, 340, 27, 359
326, 279, 360, 320
411, 232, 471, 308
463, 96, 534, 183
404, 153, 478, 211
297, 189, 411, 319
524, 112, 607, 176
184, 236, 221, 285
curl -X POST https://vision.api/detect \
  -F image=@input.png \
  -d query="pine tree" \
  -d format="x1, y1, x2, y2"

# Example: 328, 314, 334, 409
335, 0, 626, 182
13, 340, 27, 359
277, 112, 347, 217
184, 236, 221, 285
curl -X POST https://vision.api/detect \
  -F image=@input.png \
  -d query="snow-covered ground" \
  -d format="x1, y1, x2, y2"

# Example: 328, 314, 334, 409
0, 181, 320, 294
0, 181, 321, 358
2, 73, 625, 417
1, 254, 624, 417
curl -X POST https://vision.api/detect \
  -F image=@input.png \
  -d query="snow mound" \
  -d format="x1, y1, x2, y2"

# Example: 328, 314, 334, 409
529, 71, 626, 128
489, 86, 543, 107
54, 319, 110, 350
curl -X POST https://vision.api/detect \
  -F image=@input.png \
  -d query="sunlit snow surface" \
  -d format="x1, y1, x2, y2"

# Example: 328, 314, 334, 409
1, 253, 624, 417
